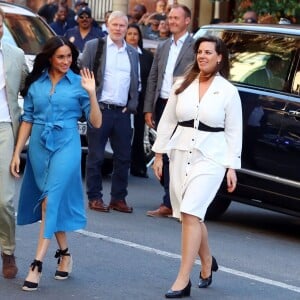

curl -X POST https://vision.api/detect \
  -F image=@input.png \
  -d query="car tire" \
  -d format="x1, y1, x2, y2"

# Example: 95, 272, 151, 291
205, 196, 231, 220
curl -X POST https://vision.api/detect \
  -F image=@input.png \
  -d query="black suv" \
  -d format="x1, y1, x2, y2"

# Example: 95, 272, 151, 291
194, 24, 300, 219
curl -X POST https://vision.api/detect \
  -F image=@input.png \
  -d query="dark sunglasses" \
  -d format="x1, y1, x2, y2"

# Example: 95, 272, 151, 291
79, 15, 91, 20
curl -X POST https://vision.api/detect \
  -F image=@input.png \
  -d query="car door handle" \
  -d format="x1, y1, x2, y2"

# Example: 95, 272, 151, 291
288, 110, 300, 116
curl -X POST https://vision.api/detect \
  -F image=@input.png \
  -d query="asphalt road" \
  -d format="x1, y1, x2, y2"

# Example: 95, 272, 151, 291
1, 171, 300, 300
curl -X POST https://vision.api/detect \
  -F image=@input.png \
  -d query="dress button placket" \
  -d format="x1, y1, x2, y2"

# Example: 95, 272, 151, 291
184, 105, 199, 181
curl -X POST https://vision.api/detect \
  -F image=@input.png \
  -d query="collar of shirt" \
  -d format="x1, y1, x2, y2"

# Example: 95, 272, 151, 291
40, 69, 74, 84
107, 35, 127, 52
136, 46, 143, 55
130, 45, 142, 55
171, 31, 189, 46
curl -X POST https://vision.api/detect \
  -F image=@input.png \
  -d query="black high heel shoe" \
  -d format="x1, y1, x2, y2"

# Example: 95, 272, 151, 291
54, 248, 73, 280
22, 259, 43, 291
165, 280, 191, 298
198, 256, 218, 288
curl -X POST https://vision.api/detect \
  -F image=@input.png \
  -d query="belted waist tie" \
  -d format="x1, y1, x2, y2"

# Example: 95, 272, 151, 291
178, 120, 224, 132
34, 120, 78, 151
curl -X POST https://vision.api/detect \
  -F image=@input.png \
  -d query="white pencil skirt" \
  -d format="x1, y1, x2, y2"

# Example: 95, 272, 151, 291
169, 149, 226, 220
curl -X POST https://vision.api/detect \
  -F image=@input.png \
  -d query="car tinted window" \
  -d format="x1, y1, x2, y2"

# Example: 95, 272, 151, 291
223, 31, 294, 92
4, 13, 53, 55
196, 28, 298, 93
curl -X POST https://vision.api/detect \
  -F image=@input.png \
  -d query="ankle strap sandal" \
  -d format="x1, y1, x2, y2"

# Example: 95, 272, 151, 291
30, 259, 43, 273
54, 248, 72, 280
54, 248, 70, 264
22, 259, 43, 291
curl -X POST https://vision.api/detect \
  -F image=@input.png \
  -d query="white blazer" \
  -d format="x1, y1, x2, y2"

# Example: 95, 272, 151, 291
152, 75, 243, 169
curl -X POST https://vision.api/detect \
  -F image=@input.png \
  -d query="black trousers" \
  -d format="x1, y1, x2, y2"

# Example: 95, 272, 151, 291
154, 97, 171, 209
86, 107, 132, 201
131, 95, 147, 174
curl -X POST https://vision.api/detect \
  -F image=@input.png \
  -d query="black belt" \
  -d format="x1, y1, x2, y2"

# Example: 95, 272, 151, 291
178, 120, 224, 132
99, 103, 125, 110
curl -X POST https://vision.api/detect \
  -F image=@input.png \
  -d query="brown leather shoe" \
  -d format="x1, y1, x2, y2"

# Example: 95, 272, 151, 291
88, 199, 110, 212
146, 204, 172, 217
109, 199, 133, 213
2, 253, 18, 279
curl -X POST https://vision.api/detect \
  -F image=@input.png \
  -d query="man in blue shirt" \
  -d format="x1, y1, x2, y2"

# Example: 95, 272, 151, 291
64, 7, 104, 53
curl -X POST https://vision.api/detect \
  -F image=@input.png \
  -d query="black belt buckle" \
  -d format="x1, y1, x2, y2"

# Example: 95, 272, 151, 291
99, 103, 123, 110
106, 103, 115, 109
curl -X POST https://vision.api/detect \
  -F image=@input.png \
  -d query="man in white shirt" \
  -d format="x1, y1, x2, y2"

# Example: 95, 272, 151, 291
143, 4, 195, 217
0, 7, 28, 278
81, 11, 139, 213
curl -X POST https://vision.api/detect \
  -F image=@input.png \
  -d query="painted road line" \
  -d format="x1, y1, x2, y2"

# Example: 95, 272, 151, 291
77, 229, 300, 294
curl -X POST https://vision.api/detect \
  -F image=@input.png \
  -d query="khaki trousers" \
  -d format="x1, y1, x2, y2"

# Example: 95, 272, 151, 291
0, 123, 16, 255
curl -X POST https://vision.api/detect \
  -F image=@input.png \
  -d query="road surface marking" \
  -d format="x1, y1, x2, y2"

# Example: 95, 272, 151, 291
77, 229, 300, 294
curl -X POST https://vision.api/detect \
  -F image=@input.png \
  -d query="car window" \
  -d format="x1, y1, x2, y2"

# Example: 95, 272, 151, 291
4, 13, 53, 55
196, 28, 297, 93
222, 31, 294, 92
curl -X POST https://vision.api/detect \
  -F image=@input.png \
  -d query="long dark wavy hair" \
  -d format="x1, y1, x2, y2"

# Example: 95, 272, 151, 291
21, 36, 80, 97
175, 35, 230, 95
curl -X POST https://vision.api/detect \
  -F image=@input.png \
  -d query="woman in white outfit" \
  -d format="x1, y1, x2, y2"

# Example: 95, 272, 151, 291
152, 35, 243, 298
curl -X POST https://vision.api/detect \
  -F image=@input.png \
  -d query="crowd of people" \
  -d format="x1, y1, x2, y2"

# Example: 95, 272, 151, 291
37, 0, 172, 53
0, 1, 244, 299
39, 0, 105, 52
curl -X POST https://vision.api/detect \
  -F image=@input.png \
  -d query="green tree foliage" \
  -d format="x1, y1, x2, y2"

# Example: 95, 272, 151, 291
236, 0, 300, 22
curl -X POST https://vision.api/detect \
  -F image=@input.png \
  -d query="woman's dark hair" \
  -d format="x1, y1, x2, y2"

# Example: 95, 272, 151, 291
21, 36, 79, 97
126, 23, 143, 49
175, 35, 230, 95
